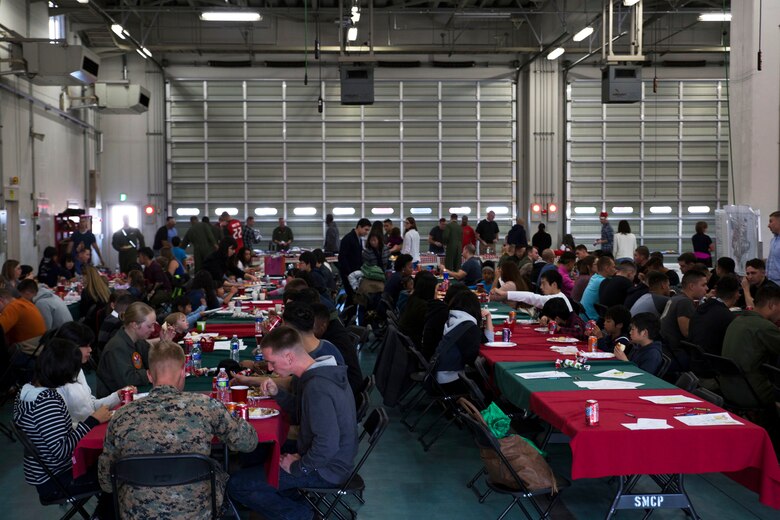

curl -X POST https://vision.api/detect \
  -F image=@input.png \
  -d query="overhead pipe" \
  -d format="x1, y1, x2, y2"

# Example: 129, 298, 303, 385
0, 81, 98, 132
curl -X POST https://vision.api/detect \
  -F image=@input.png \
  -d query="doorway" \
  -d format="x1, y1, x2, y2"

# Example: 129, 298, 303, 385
107, 204, 140, 271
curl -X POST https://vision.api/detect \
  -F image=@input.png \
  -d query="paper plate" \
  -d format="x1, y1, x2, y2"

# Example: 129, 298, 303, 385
249, 407, 280, 420
546, 337, 579, 343
534, 327, 550, 332
484, 341, 517, 348
579, 351, 616, 359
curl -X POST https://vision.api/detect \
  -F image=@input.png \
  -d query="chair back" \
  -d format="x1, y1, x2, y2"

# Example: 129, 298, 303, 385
656, 354, 672, 379
458, 371, 488, 410
358, 374, 376, 396
343, 408, 389, 489
674, 372, 700, 392
679, 340, 714, 376
10, 421, 66, 487
691, 387, 725, 408
701, 353, 764, 408
593, 303, 608, 319
356, 391, 370, 423
110, 453, 218, 519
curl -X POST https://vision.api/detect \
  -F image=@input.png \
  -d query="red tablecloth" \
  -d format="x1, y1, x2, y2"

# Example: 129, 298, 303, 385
530, 388, 780, 509
73, 400, 288, 487
204, 323, 259, 337
481, 323, 608, 366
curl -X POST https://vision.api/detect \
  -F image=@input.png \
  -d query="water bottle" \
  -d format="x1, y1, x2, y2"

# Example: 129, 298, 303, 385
442, 271, 450, 292
235, 299, 242, 313
191, 340, 202, 370
230, 334, 240, 363
253, 346, 264, 363
255, 316, 263, 336
217, 368, 230, 402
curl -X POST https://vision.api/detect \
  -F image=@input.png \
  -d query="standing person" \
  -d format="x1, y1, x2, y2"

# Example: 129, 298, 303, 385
613, 221, 637, 262
531, 223, 552, 252
181, 216, 218, 274
766, 210, 780, 286
229, 327, 358, 520
475, 211, 499, 254
99, 340, 257, 520
461, 215, 476, 248
272, 217, 294, 251
323, 214, 340, 254
401, 217, 421, 263
691, 221, 714, 267
595, 211, 614, 255
442, 213, 463, 271
112, 216, 145, 274
203, 216, 222, 244
361, 231, 390, 270
338, 219, 372, 304
428, 218, 447, 255
242, 216, 261, 251
70, 216, 104, 268
506, 217, 528, 248
224, 214, 244, 250
152, 216, 177, 255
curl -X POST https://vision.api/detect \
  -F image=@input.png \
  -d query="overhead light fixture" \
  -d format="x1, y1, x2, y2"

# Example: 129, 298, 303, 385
623, 0, 640, 6
141, 46, 152, 57
136, 48, 147, 59
111, 24, 126, 40
347, 26, 358, 42
200, 11, 262, 22
573, 26, 594, 42
351, 6, 361, 23
547, 47, 565, 60
698, 13, 731, 22
76, 0, 89, 4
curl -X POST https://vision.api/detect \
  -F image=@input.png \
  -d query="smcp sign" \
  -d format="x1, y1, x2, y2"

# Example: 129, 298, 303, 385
616, 494, 691, 511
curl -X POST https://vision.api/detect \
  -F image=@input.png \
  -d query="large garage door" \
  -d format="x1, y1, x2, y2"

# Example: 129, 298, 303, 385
566, 79, 729, 254
166, 79, 516, 250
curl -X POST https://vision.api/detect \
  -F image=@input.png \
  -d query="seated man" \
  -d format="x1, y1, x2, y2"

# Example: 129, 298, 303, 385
598, 261, 636, 309
98, 340, 258, 519
580, 256, 616, 320
27, 279, 73, 330
740, 257, 779, 309
689, 274, 739, 355
382, 254, 413, 308
629, 271, 670, 317
0, 287, 46, 356
659, 270, 708, 372
614, 312, 663, 375
493, 269, 572, 312
442, 244, 482, 286
229, 327, 358, 520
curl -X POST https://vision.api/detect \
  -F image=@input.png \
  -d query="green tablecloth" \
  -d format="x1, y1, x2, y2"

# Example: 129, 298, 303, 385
484, 301, 532, 324
493, 360, 676, 409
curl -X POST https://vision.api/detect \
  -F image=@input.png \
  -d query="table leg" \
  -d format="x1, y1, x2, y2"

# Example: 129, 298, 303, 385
605, 473, 701, 519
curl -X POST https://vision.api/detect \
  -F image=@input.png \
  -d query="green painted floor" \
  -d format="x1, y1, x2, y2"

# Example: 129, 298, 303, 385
1, 345, 778, 519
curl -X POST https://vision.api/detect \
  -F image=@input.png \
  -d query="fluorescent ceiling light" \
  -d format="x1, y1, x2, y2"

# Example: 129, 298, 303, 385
254, 207, 278, 216
111, 24, 126, 39
175, 208, 200, 217
449, 207, 471, 215
649, 206, 673, 214
698, 13, 731, 22
141, 46, 152, 57
687, 205, 711, 214
486, 206, 509, 215
573, 26, 594, 42
214, 207, 238, 216
410, 207, 432, 215
574, 207, 597, 215
611, 206, 634, 214
347, 26, 358, 42
294, 207, 317, 216
200, 11, 262, 22
547, 47, 565, 60
623, 0, 640, 6
371, 208, 394, 215
135, 48, 147, 59
76, 0, 88, 4
332, 207, 355, 216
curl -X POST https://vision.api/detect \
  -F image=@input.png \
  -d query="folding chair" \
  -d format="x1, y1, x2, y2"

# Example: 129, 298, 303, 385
458, 370, 488, 410
691, 387, 725, 408
456, 408, 569, 520
702, 353, 765, 415
357, 374, 376, 397
300, 407, 389, 520
9, 422, 100, 520
674, 372, 700, 393
656, 353, 672, 379
679, 340, 716, 378
356, 391, 370, 423
110, 453, 220, 520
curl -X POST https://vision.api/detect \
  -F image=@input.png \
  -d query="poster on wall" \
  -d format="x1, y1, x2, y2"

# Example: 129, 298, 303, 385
715, 205, 760, 275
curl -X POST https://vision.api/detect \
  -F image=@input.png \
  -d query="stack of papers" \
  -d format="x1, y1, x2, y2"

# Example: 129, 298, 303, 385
516, 371, 571, 380
675, 413, 744, 427
573, 380, 645, 390
622, 418, 674, 430
639, 395, 701, 405
213, 340, 247, 351
595, 369, 643, 380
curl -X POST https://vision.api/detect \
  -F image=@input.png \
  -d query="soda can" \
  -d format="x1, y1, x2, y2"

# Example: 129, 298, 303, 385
585, 400, 600, 426
236, 403, 249, 420
583, 364, 591, 371
183, 338, 193, 354
185, 354, 192, 375
508, 311, 516, 323
502, 328, 511, 342
548, 321, 558, 334
212, 377, 218, 392
588, 336, 598, 353
554, 359, 562, 370
225, 402, 238, 418
119, 388, 135, 405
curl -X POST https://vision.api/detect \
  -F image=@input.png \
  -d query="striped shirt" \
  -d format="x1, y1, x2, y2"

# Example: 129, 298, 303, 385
13, 386, 96, 485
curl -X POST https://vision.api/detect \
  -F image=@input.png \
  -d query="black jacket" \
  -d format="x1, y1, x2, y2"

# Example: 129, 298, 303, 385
322, 318, 364, 399
338, 230, 363, 283
688, 298, 736, 355
202, 250, 244, 283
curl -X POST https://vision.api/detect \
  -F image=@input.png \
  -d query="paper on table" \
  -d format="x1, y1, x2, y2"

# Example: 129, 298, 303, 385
638, 395, 702, 405
516, 370, 572, 380
595, 368, 643, 380
213, 340, 247, 351
622, 418, 674, 430
573, 380, 645, 390
549, 346, 579, 355
674, 413, 744, 427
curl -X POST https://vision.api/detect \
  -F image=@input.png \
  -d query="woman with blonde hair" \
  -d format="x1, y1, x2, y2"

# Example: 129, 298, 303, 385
80, 265, 111, 323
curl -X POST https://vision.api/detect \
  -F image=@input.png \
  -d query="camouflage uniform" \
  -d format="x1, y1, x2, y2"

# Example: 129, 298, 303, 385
98, 385, 258, 520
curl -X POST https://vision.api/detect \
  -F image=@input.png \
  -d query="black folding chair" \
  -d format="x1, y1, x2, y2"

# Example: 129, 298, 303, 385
110, 453, 220, 520
300, 407, 389, 520
674, 372, 700, 393
356, 391, 370, 423
656, 353, 672, 379
680, 340, 716, 378
455, 407, 569, 520
357, 374, 376, 397
458, 370, 488, 410
702, 353, 765, 415
692, 387, 725, 408
9, 422, 99, 520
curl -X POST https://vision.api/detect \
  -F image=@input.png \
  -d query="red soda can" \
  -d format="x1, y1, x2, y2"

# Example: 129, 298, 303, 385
588, 336, 598, 353
183, 338, 193, 353
236, 403, 249, 420
508, 311, 516, 323
585, 400, 600, 426
212, 377, 218, 392
185, 354, 192, 375
267, 315, 283, 331
502, 328, 511, 342
119, 387, 135, 405
554, 359, 562, 370
548, 321, 558, 334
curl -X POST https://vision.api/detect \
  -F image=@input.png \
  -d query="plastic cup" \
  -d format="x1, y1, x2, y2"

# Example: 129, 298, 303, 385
196, 321, 206, 332
231, 385, 249, 403
275, 303, 282, 313
258, 291, 266, 301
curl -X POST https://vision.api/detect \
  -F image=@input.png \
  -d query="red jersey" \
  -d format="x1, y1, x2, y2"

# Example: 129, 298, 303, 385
227, 219, 244, 249
462, 225, 476, 247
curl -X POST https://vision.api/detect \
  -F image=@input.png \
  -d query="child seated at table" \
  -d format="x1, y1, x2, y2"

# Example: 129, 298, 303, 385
613, 312, 663, 375
538, 298, 587, 340
163, 312, 190, 342
590, 305, 631, 352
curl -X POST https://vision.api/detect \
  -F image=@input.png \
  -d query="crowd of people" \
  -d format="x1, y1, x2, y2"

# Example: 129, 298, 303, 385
4, 207, 780, 519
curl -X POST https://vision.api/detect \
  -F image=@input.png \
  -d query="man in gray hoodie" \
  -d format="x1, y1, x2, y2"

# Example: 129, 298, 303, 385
24, 280, 73, 330
229, 326, 358, 520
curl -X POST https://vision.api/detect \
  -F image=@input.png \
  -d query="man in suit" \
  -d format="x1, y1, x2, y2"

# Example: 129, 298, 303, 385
338, 218, 372, 305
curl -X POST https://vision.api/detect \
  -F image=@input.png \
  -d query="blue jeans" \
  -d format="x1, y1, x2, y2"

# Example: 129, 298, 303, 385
228, 466, 334, 520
